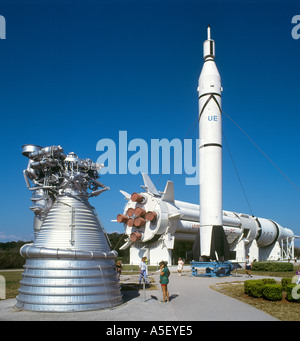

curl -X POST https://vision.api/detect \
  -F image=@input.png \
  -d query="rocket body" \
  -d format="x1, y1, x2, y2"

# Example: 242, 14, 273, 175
115, 26, 297, 265
198, 27, 228, 259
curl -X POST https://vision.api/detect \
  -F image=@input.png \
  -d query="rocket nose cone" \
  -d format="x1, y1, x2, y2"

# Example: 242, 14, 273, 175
207, 25, 211, 40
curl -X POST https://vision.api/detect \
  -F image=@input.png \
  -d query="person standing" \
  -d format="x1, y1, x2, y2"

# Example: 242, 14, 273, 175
159, 261, 170, 303
139, 257, 149, 285
116, 260, 122, 280
245, 255, 252, 278
177, 257, 184, 276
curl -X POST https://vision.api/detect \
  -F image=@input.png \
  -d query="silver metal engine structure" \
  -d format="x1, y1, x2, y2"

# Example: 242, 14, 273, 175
16, 144, 123, 312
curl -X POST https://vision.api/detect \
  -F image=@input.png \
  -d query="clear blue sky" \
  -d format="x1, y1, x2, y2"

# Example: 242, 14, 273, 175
0, 0, 299, 247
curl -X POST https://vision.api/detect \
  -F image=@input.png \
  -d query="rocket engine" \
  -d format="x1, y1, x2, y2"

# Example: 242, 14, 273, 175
16, 144, 123, 312
116, 174, 295, 265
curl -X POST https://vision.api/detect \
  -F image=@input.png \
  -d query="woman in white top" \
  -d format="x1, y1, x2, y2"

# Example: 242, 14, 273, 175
177, 257, 184, 276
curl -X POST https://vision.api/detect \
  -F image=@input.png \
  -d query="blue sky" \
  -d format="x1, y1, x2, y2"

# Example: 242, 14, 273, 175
0, 0, 299, 247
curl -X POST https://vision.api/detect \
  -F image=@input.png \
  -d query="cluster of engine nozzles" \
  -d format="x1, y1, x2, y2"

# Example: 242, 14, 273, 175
116, 193, 157, 242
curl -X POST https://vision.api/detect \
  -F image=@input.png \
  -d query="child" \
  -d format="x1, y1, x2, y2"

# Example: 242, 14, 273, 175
116, 260, 122, 280
177, 257, 184, 276
245, 255, 252, 278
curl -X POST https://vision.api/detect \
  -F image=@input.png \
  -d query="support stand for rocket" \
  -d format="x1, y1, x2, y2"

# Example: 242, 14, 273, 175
190, 261, 233, 277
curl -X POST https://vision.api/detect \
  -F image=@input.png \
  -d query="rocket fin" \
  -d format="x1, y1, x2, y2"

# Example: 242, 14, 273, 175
162, 180, 175, 203
120, 190, 131, 200
209, 226, 231, 261
141, 173, 160, 196
119, 239, 133, 250
195, 225, 234, 261
192, 228, 201, 261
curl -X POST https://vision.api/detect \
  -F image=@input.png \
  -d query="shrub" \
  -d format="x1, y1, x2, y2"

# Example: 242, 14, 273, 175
244, 280, 264, 298
281, 278, 292, 291
286, 284, 300, 303
262, 284, 282, 301
252, 262, 293, 272
244, 280, 253, 295
261, 278, 277, 285
250, 282, 264, 298
244, 280, 285, 301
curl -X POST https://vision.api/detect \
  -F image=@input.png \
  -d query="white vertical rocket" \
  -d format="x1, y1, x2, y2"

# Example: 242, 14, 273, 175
198, 26, 230, 261
115, 26, 297, 266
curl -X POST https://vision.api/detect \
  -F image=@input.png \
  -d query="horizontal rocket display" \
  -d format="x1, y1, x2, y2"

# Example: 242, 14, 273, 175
116, 173, 295, 265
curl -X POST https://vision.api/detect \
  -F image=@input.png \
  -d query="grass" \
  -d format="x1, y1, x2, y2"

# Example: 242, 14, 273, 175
236, 265, 300, 278
121, 265, 159, 273
0, 270, 23, 299
211, 280, 300, 321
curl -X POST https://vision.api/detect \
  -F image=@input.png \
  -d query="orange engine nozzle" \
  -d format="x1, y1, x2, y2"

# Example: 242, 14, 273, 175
130, 232, 142, 242
134, 207, 146, 217
126, 208, 135, 217
145, 211, 157, 222
133, 217, 146, 227
131, 192, 144, 203
117, 214, 128, 223
127, 218, 134, 227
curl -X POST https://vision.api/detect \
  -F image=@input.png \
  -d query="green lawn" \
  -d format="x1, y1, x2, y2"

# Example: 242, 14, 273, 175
211, 280, 300, 321
0, 270, 23, 299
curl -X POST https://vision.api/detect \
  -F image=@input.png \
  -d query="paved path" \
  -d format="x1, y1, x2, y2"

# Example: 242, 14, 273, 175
0, 268, 277, 321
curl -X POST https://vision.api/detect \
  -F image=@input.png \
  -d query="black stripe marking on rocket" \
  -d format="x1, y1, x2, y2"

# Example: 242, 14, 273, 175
199, 143, 222, 149
199, 92, 221, 99
210, 41, 214, 56
198, 93, 222, 121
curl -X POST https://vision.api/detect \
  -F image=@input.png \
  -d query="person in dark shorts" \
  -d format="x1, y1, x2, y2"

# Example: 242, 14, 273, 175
116, 260, 122, 280
245, 255, 252, 278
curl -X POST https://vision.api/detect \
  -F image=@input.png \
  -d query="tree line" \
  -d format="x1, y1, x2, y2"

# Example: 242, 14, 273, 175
0, 234, 130, 269
0, 237, 299, 269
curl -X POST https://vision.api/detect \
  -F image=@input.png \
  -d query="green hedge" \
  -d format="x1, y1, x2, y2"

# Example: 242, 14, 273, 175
281, 278, 292, 291
286, 284, 300, 302
245, 279, 300, 303
261, 278, 277, 285
252, 262, 294, 272
244, 279, 282, 300
244, 280, 264, 297
262, 284, 282, 301
244, 278, 277, 297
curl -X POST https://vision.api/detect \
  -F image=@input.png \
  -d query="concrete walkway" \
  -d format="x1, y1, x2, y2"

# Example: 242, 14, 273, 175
0, 268, 277, 321
158, 271, 277, 321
